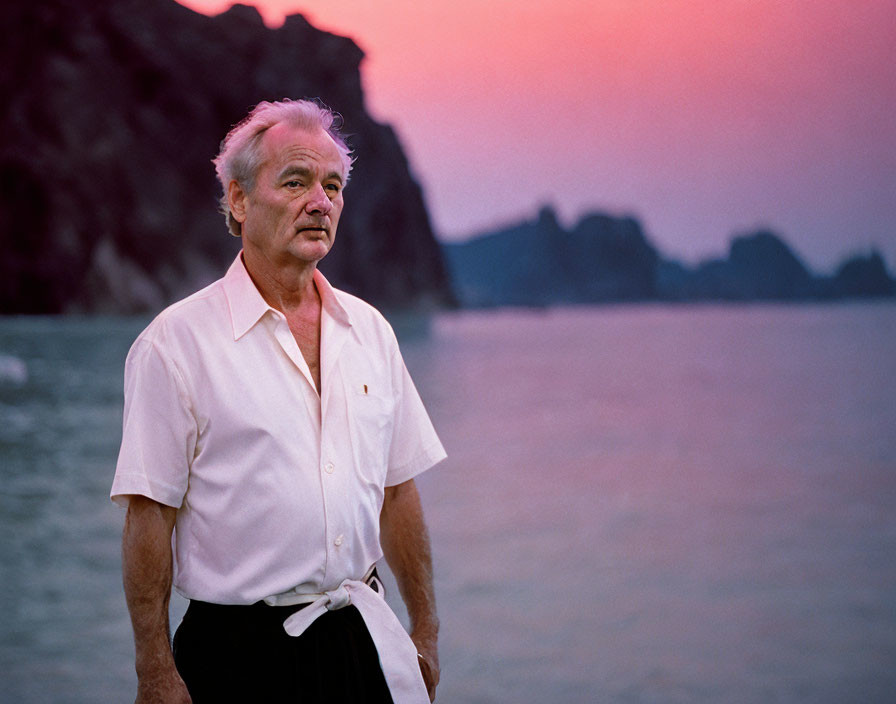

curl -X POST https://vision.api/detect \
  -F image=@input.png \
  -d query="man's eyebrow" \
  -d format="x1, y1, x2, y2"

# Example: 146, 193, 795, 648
277, 165, 313, 180
276, 165, 344, 185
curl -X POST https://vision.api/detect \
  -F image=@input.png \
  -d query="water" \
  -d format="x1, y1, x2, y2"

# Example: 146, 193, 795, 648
1, 304, 895, 703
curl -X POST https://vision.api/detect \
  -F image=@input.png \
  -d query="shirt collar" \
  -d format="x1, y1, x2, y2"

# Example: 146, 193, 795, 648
312, 268, 353, 329
223, 253, 272, 340
222, 253, 352, 340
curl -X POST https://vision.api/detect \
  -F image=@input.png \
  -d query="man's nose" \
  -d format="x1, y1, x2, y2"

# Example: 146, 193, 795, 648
305, 184, 332, 215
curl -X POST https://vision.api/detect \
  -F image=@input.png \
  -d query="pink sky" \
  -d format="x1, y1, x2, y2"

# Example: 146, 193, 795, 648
178, 0, 895, 270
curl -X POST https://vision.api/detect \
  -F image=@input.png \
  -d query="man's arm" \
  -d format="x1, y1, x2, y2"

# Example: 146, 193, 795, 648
121, 495, 192, 704
380, 478, 440, 701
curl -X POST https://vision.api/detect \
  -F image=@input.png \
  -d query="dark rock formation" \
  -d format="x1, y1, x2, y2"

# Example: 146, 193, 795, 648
442, 206, 659, 307
440, 206, 561, 307
565, 213, 659, 301
664, 230, 816, 300
0, 0, 453, 313
445, 210, 895, 307
830, 250, 895, 298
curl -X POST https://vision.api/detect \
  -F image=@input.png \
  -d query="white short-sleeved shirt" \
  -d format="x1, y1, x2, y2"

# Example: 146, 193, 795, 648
111, 253, 446, 604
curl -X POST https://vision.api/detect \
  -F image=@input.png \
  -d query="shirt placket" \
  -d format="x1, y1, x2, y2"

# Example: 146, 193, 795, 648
318, 307, 352, 587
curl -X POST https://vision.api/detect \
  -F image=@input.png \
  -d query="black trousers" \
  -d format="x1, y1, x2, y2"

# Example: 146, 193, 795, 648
173, 599, 394, 703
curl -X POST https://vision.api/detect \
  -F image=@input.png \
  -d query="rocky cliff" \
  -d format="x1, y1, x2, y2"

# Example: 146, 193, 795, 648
442, 206, 659, 307
1, 0, 453, 313
829, 251, 895, 298
660, 230, 815, 301
444, 208, 895, 307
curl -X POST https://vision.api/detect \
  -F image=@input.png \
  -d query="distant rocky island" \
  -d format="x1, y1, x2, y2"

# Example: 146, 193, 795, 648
1, 0, 452, 314
442, 206, 895, 307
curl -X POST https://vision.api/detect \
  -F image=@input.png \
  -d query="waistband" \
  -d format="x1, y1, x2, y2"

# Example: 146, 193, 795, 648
263, 565, 383, 607
187, 566, 383, 614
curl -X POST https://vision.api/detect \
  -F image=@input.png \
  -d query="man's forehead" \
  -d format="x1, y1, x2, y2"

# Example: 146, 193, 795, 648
262, 123, 343, 168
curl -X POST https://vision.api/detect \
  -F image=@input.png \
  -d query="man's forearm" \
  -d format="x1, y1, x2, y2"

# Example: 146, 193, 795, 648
380, 479, 439, 642
380, 479, 440, 699
121, 495, 186, 696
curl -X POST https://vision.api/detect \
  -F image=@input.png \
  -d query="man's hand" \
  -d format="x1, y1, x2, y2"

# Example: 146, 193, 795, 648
414, 637, 440, 702
380, 479, 440, 701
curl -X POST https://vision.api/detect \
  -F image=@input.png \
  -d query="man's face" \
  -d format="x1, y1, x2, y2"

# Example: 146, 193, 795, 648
235, 123, 346, 268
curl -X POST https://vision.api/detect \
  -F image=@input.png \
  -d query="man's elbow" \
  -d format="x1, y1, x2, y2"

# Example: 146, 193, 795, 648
124, 494, 178, 534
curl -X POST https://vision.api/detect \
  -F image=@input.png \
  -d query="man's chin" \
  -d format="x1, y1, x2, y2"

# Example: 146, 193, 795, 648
289, 239, 332, 264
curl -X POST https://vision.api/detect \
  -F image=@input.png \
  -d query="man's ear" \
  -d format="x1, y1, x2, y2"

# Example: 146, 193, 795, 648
228, 180, 248, 223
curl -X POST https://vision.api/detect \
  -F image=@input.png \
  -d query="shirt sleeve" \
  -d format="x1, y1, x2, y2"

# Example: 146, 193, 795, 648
384, 347, 447, 487
110, 337, 197, 508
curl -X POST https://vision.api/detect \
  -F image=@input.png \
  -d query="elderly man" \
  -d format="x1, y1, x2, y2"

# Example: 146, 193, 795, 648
111, 99, 445, 703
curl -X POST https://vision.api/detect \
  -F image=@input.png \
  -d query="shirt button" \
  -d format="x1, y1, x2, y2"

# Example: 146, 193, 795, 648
325, 462, 335, 474
334, 534, 344, 547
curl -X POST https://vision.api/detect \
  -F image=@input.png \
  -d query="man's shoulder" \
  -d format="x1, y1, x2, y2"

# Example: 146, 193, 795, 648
133, 276, 229, 351
333, 288, 392, 333
331, 287, 386, 322
330, 287, 396, 342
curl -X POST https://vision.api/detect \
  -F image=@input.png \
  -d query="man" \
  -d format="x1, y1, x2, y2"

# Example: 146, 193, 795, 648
111, 99, 445, 703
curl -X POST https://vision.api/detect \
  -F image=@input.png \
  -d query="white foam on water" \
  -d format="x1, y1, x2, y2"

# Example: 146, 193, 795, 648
0, 354, 28, 385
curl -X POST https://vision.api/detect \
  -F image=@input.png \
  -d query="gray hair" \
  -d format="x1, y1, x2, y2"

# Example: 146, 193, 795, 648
213, 98, 354, 236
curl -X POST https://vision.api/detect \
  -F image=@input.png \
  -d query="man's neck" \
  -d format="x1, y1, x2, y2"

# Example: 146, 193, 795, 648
241, 249, 320, 315
241, 249, 324, 394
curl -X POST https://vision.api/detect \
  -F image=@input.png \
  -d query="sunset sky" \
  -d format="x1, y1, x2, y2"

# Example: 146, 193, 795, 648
178, 0, 895, 271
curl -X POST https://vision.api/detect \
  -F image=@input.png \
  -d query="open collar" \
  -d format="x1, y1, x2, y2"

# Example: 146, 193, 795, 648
312, 268, 353, 329
222, 253, 352, 340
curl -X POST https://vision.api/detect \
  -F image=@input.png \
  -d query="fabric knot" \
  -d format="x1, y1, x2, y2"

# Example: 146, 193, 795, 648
324, 584, 352, 611
282, 579, 358, 638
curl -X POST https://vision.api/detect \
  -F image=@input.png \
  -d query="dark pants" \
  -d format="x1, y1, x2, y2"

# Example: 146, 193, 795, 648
173, 599, 394, 703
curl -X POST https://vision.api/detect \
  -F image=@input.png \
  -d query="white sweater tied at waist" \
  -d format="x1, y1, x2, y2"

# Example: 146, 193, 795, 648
263, 573, 429, 704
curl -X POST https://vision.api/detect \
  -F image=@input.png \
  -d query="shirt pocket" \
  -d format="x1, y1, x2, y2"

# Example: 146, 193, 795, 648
347, 382, 396, 482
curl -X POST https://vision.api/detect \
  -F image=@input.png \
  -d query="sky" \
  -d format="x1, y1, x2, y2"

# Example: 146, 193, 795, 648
177, 0, 896, 271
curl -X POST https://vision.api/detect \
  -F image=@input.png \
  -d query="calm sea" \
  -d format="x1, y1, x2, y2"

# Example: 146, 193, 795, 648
1, 304, 895, 703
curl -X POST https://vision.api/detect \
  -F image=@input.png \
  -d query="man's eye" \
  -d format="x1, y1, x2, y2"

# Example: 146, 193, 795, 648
326, 184, 340, 193
285, 180, 302, 188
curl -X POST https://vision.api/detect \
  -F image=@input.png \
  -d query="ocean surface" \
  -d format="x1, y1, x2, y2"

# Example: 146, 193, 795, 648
1, 303, 895, 703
